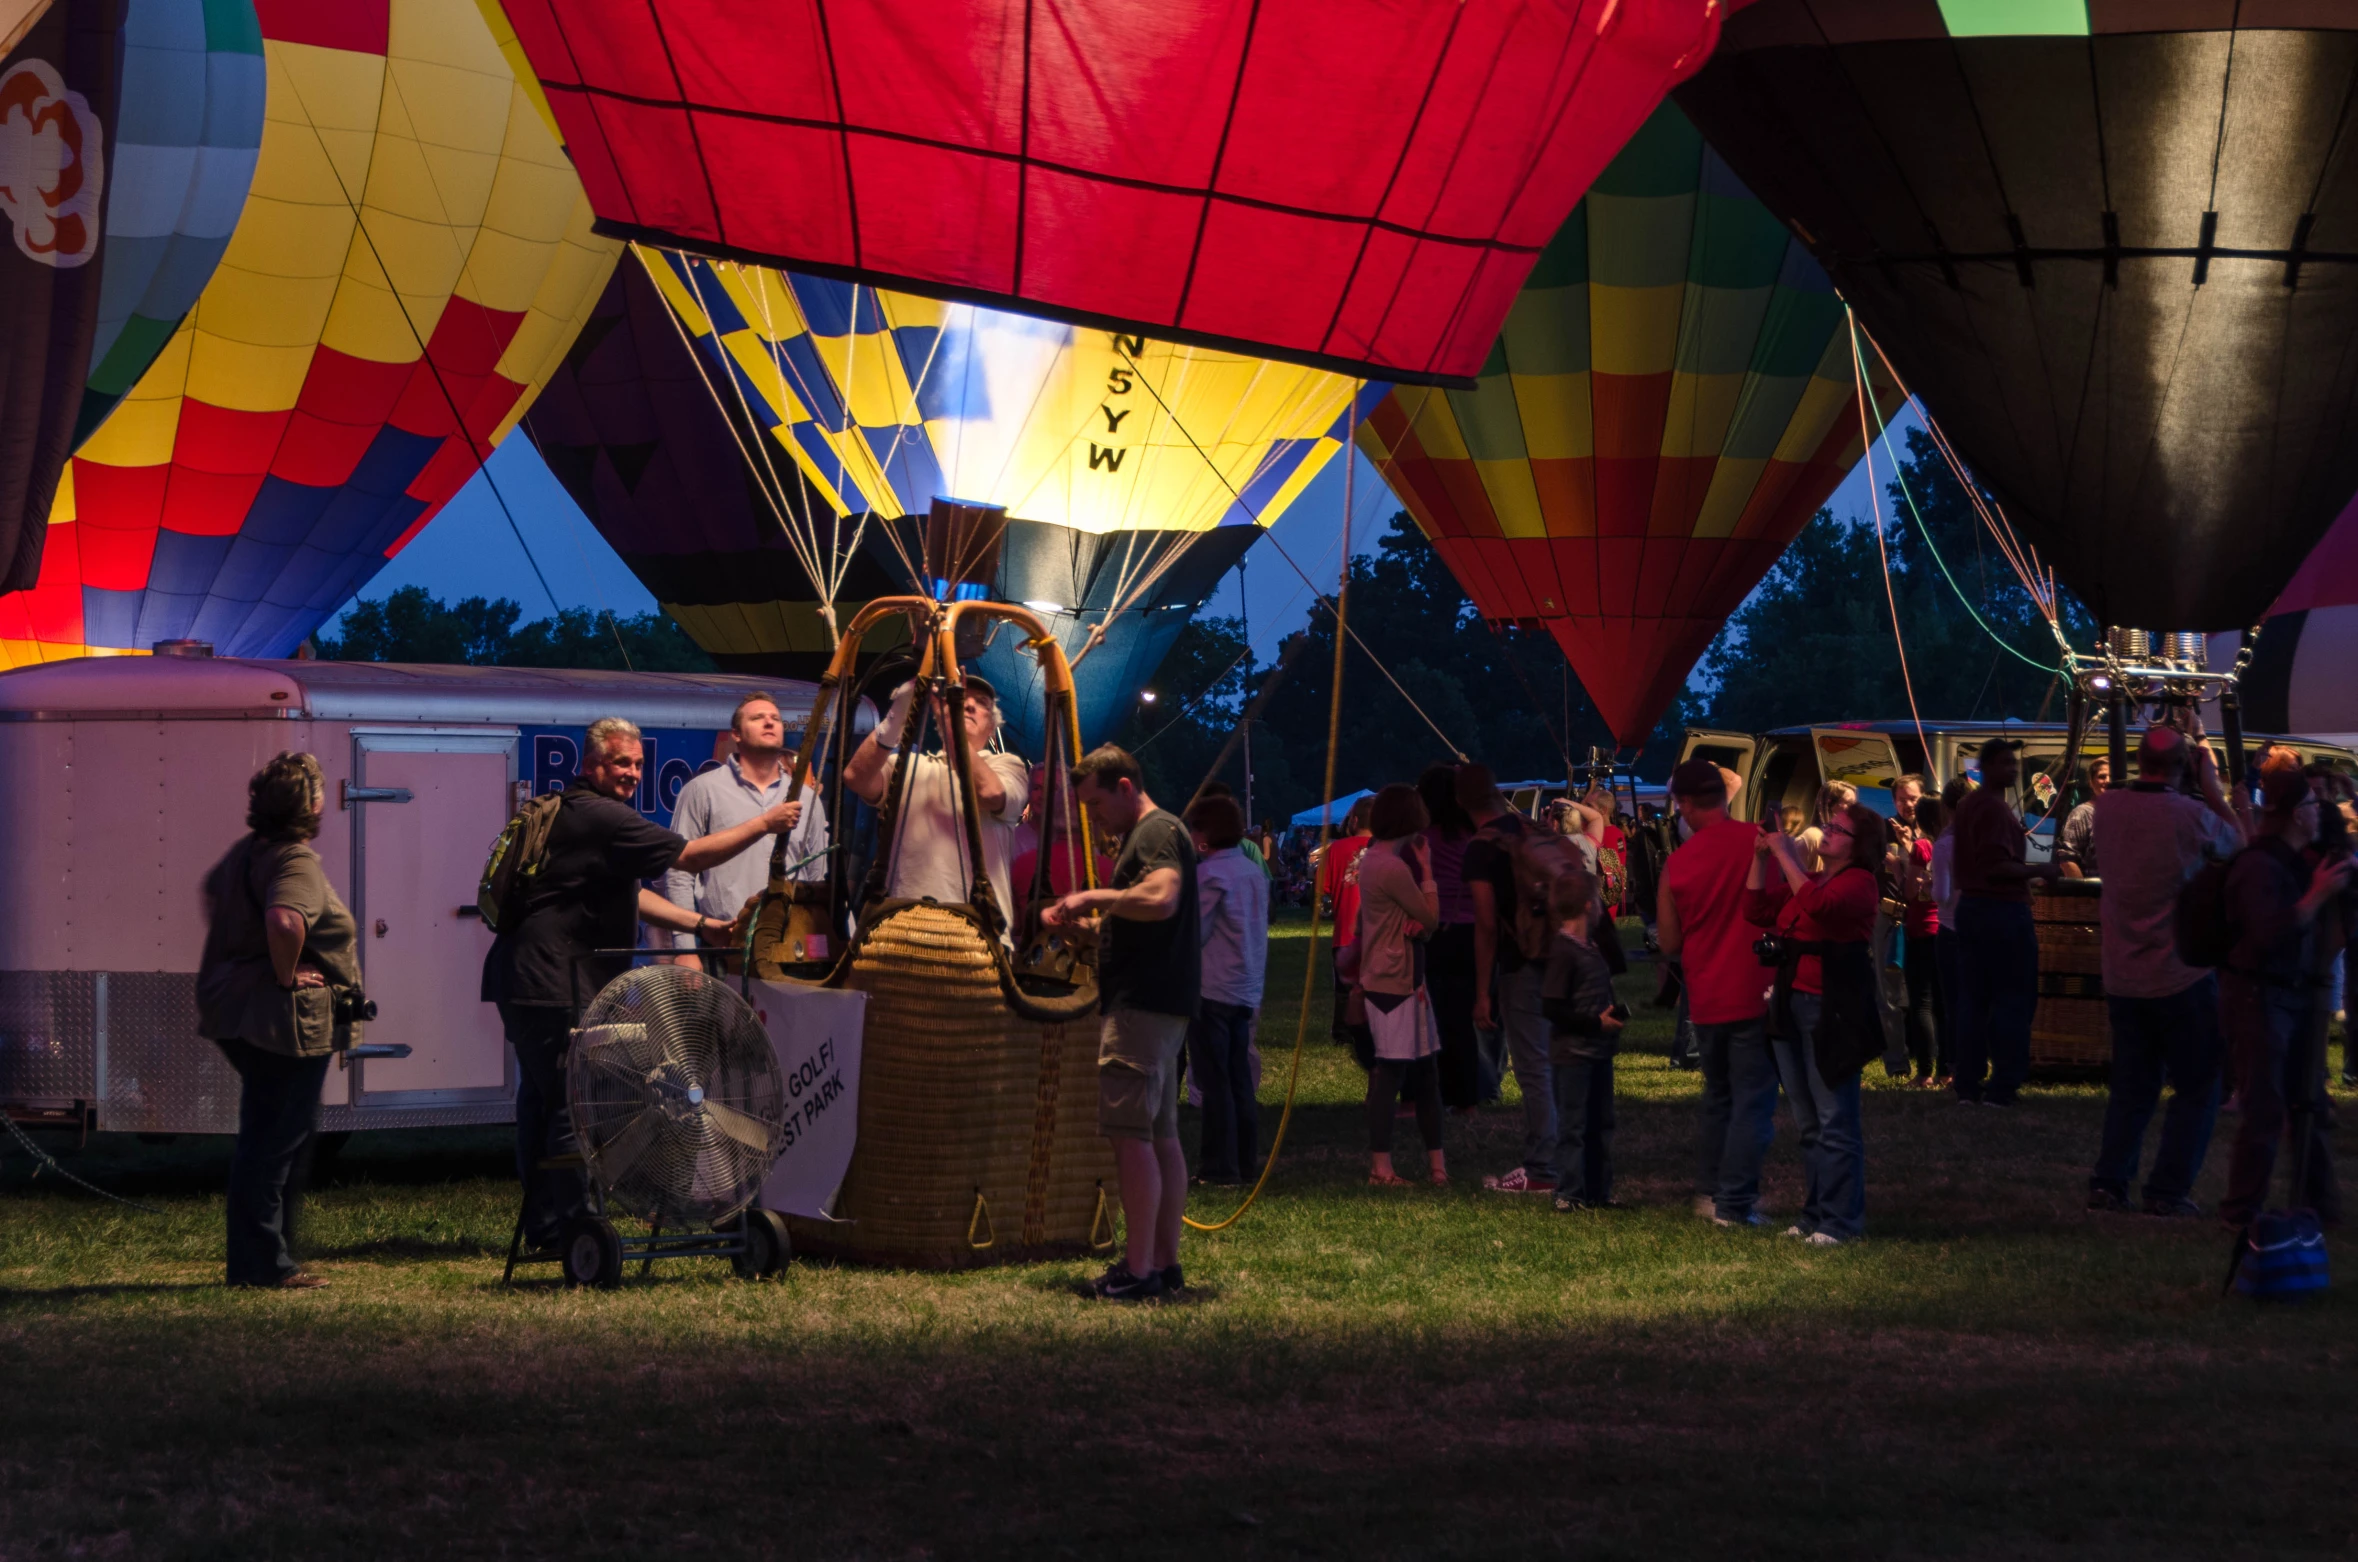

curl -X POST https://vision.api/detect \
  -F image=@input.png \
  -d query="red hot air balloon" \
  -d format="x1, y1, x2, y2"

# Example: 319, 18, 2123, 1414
492, 0, 1741, 384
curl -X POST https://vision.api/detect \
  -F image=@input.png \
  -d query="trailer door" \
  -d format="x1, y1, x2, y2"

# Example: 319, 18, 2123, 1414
347, 728, 518, 1112
1810, 728, 1904, 815
1677, 729, 1759, 816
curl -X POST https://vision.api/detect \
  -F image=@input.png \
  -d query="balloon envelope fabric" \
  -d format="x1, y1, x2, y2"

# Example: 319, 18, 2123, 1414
1357, 103, 1891, 748
493, 0, 1738, 386
2211, 490, 2358, 743
1679, 2, 2358, 632
0, 0, 621, 667
0, 0, 127, 597
565, 248, 1366, 750
76, 0, 265, 445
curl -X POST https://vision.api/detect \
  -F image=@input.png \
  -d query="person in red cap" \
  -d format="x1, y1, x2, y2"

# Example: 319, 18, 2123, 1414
1657, 758, 1780, 1226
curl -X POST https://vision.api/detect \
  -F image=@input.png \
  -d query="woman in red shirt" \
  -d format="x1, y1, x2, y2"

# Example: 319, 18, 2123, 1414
1745, 800, 1884, 1244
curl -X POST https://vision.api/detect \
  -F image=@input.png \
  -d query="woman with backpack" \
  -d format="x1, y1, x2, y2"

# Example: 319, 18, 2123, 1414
1353, 783, 1449, 1187
1746, 800, 1887, 1244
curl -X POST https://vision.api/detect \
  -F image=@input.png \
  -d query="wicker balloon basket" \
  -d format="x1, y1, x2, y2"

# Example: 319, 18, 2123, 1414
2030, 880, 2110, 1076
783, 902, 1117, 1269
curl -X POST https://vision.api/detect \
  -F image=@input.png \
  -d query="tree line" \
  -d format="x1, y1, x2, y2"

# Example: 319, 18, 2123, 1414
321, 427, 2085, 829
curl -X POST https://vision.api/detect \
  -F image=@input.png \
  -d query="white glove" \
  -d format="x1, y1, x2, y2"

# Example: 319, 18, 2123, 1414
875, 681, 916, 748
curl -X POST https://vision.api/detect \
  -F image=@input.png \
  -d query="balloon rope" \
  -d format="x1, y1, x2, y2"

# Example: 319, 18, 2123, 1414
1184, 383, 1359, 1233
1858, 332, 2069, 664
1114, 354, 1469, 760
1849, 320, 2063, 675
1847, 314, 1933, 782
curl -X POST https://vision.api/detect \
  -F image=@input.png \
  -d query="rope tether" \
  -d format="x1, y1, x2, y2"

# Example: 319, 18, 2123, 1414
1184, 383, 1360, 1232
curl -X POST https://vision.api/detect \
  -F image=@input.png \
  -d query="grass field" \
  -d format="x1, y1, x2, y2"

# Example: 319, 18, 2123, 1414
3, 914, 2354, 1560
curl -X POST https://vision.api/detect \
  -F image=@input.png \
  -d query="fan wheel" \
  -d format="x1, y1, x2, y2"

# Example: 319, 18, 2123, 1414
731, 1207, 791, 1280
560, 1215, 623, 1290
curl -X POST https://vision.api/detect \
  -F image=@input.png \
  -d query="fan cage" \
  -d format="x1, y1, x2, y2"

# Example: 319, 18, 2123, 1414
567, 966, 789, 1228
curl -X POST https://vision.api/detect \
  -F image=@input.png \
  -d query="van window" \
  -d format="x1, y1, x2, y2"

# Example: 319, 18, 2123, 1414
1688, 743, 1746, 773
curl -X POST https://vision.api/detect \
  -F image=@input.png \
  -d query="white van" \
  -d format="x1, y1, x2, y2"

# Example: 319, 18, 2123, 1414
0, 651, 828, 1139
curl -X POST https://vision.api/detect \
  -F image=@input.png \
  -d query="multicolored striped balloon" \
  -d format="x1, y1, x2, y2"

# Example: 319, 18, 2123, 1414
75, 0, 265, 444
1358, 103, 1898, 747
0, 0, 620, 667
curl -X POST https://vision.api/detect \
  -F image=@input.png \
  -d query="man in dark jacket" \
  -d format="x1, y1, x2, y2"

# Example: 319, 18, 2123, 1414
484, 716, 801, 1249
2219, 768, 2351, 1229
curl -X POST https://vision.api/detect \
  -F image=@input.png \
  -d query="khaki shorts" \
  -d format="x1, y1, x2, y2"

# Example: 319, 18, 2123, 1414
1097, 1007, 1190, 1141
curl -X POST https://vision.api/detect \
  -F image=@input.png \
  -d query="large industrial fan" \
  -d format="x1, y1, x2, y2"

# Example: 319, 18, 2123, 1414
510, 966, 792, 1289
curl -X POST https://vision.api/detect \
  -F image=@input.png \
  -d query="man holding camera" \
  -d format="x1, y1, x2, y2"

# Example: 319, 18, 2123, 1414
482, 716, 802, 1252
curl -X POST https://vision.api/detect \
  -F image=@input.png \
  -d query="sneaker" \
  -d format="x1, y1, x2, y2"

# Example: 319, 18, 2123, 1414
2086, 1186, 2133, 1213
1482, 1167, 1558, 1195
1692, 1195, 1717, 1220
1712, 1210, 1766, 1229
1803, 1231, 1844, 1247
1781, 1225, 1808, 1239
2143, 1195, 2202, 1219
1552, 1192, 1581, 1213
1160, 1263, 1186, 1292
1091, 1262, 1165, 1301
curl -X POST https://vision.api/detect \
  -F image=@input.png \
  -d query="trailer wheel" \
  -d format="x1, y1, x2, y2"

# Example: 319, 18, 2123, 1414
560, 1216, 622, 1290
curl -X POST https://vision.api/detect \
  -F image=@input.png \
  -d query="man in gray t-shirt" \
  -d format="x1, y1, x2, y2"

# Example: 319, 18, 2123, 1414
2085, 724, 2244, 1216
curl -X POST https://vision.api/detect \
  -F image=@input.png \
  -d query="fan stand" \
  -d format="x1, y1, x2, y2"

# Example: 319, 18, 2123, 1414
499, 1156, 791, 1289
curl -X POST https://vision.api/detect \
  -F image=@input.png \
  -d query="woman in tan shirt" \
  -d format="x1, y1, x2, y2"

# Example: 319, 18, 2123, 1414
1353, 783, 1448, 1186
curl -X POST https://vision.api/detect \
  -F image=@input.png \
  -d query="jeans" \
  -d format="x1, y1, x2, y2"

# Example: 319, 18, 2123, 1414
1772, 993, 1866, 1240
1952, 897, 2038, 1103
1935, 928, 1963, 1078
1187, 998, 1261, 1181
2220, 974, 2339, 1226
503, 1002, 589, 1247
1695, 1016, 1779, 1218
215, 1038, 331, 1286
1903, 930, 1946, 1080
2091, 978, 2223, 1204
1551, 1054, 1615, 1204
1497, 963, 1555, 1180
1426, 923, 1483, 1108
1669, 987, 1697, 1069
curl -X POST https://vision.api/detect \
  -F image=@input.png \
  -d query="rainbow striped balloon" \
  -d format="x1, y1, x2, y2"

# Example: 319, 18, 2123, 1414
0, 0, 619, 666
1359, 103, 1900, 747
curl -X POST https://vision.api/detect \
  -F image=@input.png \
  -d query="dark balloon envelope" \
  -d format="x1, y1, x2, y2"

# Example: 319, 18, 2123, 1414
1677, 2, 2358, 632
494, 0, 1736, 385
0, 0, 124, 596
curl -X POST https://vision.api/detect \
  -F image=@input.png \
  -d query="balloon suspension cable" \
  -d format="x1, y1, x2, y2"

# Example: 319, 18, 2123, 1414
655, 251, 840, 622
1184, 387, 1359, 1233
1846, 314, 1933, 781
1857, 329, 2072, 670
278, 66, 632, 667
1114, 346, 1470, 762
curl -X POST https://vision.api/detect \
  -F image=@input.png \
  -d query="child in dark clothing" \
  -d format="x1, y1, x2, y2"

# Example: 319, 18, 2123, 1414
1541, 864, 1625, 1211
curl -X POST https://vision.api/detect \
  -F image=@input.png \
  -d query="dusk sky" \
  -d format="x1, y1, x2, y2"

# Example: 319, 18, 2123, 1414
340, 401, 1928, 676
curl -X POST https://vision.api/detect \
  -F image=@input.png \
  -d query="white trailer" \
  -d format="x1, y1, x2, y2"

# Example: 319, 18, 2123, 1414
0, 651, 831, 1137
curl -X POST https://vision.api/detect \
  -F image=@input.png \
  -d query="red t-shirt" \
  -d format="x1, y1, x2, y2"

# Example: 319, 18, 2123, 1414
1902, 836, 1938, 936
1010, 841, 1116, 924
1663, 817, 1769, 1024
1746, 867, 1880, 995
1319, 834, 1372, 946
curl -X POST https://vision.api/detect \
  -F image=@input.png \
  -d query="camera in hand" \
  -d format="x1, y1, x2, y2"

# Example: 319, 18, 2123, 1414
1753, 932, 1790, 967
331, 984, 378, 1025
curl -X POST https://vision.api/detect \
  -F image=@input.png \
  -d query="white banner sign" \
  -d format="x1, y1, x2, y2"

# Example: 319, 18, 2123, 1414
748, 980, 865, 1220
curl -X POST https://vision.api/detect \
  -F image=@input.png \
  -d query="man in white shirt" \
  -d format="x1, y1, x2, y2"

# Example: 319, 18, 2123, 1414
843, 674, 1028, 936
2085, 722, 2244, 1217
1185, 792, 1268, 1184
662, 692, 830, 971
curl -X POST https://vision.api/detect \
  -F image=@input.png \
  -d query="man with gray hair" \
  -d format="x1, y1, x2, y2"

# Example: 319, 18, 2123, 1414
663, 691, 830, 970
2086, 719, 2243, 1216
482, 715, 802, 1251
